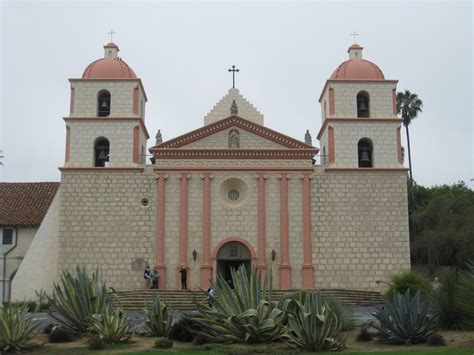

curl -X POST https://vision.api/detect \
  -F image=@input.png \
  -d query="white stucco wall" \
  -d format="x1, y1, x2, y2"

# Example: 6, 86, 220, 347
11, 189, 61, 301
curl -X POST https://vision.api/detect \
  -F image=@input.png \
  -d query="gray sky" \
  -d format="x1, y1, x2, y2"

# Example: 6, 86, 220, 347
1, 1, 472, 188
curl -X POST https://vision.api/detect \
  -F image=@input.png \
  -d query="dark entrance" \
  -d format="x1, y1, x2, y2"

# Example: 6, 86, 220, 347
216, 241, 251, 288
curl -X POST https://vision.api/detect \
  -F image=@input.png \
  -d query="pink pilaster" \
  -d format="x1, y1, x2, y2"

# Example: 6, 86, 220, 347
200, 173, 212, 289
279, 173, 291, 289
256, 173, 267, 276
179, 173, 190, 288
328, 126, 335, 164
133, 126, 139, 164
155, 174, 167, 288
302, 173, 314, 289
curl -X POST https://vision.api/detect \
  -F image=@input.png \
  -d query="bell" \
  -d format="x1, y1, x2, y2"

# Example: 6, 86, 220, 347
360, 150, 370, 163
359, 101, 367, 111
101, 100, 109, 108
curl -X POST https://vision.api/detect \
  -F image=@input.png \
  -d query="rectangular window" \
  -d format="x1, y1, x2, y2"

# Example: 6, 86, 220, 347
2, 229, 13, 245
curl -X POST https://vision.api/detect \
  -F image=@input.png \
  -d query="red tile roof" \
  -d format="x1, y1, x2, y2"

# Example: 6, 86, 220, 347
0, 182, 60, 226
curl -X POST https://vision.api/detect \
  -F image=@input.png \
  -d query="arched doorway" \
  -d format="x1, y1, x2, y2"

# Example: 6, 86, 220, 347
216, 241, 251, 287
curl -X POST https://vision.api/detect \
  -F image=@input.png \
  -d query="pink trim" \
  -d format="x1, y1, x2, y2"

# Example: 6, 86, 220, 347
69, 87, 75, 114
392, 89, 397, 115
59, 167, 144, 172
65, 126, 70, 163
328, 126, 335, 164
156, 175, 167, 289
257, 173, 267, 274
317, 118, 402, 140
64, 117, 150, 140
151, 149, 317, 160
329, 88, 335, 116
279, 174, 291, 289
318, 79, 399, 103
133, 87, 139, 115
154, 168, 314, 172
302, 174, 313, 289
325, 168, 409, 172
179, 173, 189, 285
133, 126, 139, 164
212, 237, 257, 261
396, 127, 403, 164
200, 173, 212, 289
69, 78, 148, 102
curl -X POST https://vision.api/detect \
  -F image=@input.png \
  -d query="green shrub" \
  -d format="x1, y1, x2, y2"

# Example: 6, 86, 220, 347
386, 270, 431, 300
283, 291, 344, 351
189, 266, 290, 343
371, 290, 438, 344
432, 268, 474, 330
0, 303, 39, 352
144, 296, 173, 337
2, 301, 36, 313
88, 307, 131, 343
154, 336, 173, 349
48, 266, 110, 333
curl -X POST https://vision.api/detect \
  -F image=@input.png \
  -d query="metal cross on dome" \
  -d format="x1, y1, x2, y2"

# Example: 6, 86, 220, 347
350, 32, 359, 43
108, 29, 116, 42
228, 65, 239, 88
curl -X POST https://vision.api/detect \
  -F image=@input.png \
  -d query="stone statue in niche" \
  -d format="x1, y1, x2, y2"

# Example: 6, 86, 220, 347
230, 100, 238, 115
229, 129, 240, 148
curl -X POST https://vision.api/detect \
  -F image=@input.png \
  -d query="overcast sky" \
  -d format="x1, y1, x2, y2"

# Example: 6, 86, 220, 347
1, 1, 472, 188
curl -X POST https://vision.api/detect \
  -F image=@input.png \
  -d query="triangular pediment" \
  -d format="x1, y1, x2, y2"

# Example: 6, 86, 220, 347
150, 116, 316, 151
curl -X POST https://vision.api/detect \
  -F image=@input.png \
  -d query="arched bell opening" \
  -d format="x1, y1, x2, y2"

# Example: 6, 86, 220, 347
216, 241, 251, 288
356, 91, 370, 118
94, 137, 110, 167
97, 90, 111, 117
358, 138, 373, 168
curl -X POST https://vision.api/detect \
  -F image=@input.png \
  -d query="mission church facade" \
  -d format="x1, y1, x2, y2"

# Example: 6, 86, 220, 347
12, 42, 410, 299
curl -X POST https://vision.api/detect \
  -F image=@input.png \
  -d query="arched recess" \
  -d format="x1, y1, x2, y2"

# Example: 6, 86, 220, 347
228, 129, 240, 148
97, 90, 111, 117
94, 137, 110, 167
356, 91, 370, 118
358, 138, 373, 168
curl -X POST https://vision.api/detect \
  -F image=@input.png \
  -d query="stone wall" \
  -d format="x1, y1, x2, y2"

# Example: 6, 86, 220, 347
183, 127, 286, 149
311, 168, 410, 292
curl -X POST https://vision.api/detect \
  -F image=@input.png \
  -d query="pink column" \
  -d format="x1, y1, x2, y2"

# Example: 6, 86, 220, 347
302, 173, 314, 289
200, 173, 212, 288
133, 126, 139, 164
257, 173, 267, 276
279, 174, 291, 289
328, 126, 335, 164
155, 174, 167, 288
178, 173, 190, 288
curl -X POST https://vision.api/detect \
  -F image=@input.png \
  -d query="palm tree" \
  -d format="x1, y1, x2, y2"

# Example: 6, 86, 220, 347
396, 90, 423, 207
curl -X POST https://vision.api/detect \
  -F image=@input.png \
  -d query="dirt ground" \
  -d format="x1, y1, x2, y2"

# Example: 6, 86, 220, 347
32, 328, 474, 354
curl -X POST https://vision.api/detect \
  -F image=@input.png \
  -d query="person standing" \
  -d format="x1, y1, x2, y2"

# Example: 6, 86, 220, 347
151, 267, 159, 289
179, 267, 187, 290
206, 287, 214, 306
144, 265, 151, 289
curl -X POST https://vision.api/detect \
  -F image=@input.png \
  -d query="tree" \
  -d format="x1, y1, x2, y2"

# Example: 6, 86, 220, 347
397, 90, 423, 206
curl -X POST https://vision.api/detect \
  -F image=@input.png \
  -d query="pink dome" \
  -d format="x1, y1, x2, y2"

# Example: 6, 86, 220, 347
82, 58, 137, 79
330, 59, 385, 80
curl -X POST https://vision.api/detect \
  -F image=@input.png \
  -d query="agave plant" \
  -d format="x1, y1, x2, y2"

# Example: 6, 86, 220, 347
283, 291, 344, 351
88, 307, 131, 343
0, 303, 39, 352
144, 295, 173, 337
189, 266, 290, 343
370, 290, 438, 344
48, 266, 110, 333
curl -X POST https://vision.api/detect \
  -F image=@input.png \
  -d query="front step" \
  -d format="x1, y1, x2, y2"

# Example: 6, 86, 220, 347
110, 289, 384, 310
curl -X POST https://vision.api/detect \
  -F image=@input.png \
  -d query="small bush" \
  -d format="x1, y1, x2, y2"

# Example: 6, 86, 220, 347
49, 325, 74, 343
87, 335, 106, 350
427, 333, 446, 346
356, 326, 373, 342
144, 296, 173, 337
386, 271, 431, 300
154, 337, 173, 349
0, 302, 39, 352
88, 307, 131, 343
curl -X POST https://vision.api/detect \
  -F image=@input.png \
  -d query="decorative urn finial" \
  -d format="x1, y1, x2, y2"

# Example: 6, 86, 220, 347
305, 130, 312, 145
155, 130, 162, 145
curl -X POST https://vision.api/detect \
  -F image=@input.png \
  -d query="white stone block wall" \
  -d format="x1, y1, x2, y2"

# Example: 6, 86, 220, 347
57, 168, 157, 290
311, 169, 410, 292
184, 128, 286, 149
70, 80, 143, 118
66, 120, 139, 167
331, 121, 402, 168
330, 82, 396, 118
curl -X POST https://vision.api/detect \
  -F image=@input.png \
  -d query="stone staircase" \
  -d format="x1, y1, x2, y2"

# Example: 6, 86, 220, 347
110, 289, 384, 310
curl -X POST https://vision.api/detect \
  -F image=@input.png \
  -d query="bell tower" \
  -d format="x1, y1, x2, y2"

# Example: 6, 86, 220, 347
317, 44, 404, 169
64, 42, 149, 168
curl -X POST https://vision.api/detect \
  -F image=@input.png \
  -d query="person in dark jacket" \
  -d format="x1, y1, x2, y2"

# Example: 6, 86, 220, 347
144, 265, 151, 289
179, 267, 187, 290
